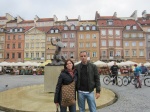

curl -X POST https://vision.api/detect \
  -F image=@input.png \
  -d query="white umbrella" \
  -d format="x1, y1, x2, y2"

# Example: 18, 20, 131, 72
0, 61, 10, 66
94, 61, 107, 67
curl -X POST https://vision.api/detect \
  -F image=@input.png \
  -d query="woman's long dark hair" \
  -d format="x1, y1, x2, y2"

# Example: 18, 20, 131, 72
63, 59, 75, 70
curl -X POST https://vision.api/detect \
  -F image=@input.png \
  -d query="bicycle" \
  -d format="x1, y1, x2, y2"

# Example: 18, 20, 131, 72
103, 74, 123, 87
122, 73, 135, 86
144, 77, 150, 87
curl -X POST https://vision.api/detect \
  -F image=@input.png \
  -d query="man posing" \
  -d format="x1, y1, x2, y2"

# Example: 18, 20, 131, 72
76, 51, 101, 112
110, 62, 119, 85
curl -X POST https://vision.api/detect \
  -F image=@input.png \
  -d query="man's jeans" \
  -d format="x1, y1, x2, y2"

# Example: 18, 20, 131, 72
60, 104, 76, 112
78, 91, 96, 112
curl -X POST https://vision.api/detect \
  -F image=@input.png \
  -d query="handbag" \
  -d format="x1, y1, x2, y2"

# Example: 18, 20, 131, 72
61, 81, 76, 107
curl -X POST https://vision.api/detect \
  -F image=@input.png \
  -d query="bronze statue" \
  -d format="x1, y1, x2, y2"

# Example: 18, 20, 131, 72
50, 38, 65, 65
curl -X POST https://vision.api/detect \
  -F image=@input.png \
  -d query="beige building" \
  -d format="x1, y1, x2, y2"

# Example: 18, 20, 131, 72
122, 20, 146, 63
77, 24, 99, 62
0, 28, 5, 62
24, 27, 50, 62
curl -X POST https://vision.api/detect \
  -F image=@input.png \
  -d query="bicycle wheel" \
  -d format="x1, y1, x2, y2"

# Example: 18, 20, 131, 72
122, 76, 129, 86
131, 78, 135, 85
144, 78, 150, 87
117, 77, 123, 87
103, 76, 110, 85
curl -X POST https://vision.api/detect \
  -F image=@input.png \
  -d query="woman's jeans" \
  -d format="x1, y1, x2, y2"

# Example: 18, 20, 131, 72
60, 104, 76, 112
77, 91, 96, 112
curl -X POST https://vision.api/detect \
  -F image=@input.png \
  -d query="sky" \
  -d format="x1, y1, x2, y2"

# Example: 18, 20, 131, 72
0, 0, 150, 21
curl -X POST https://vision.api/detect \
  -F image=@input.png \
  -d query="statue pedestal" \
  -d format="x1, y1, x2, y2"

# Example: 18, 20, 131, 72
44, 66, 63, 92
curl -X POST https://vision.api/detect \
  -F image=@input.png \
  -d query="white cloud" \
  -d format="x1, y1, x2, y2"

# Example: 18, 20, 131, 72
0, 0, 150, 20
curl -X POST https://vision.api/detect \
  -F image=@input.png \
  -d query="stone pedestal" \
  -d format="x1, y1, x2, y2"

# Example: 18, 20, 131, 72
44, 66, 63, 92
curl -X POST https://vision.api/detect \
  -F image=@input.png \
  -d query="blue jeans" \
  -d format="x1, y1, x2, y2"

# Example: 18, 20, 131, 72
77, 91, 96, 112
60, 104, 76, 112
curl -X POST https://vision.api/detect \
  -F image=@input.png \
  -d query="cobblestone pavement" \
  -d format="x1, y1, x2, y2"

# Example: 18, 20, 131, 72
0, 74, 150, 112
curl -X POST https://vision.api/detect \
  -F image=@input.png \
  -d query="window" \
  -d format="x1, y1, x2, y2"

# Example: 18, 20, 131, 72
102, 51, 106, 56
71, 26, 75, 30
126, 26, 130, 30
133, 25, 137, 30
51, 30, 54, 33
63, 52, 67, 58
42, 53, 44, 57
25, 43, 29, 48
115, 30, 120, 36
86, 34, 90, 39
108, 30, 113, 35
92, 34, 96, 39
138, 33, 143, 38
20, 28, 23, 32
26, 53, 29, 58
80, 26, 84, 31
31, 43, 34, 48
64, 26, 68, 30
70, 52, 74, 58
92, 26, 96, 30
63, 34, 67, 38
7, 44, 10, 49
7, 53, 9, 59
12, 44, 15, 48
86, 26, 90, 30
148, 28, 150, 32
92, 43, 96, 47
0, 53, 2, 58
139, 42, 143, 46
8, 35, 10, 40
31, 53, 34, 58
12, 53, 15, 58
18, 35, 21, 40
139, 50, 144, 56
18, 53, 21, 58
36, 52, 39, 58
132, 42, 136, 46
148, 35, 150, 39
47, 37, 51, 41
102, 40, 106, 46
64, 43, 67, 48
79, 43, 84, 48
124, 33, 129, 38
132, 50, 136, 56
125, 50, 129, 56
70, 43, 75, 48
15, 29, 17, 32
131, 33, 136, 38
70, 33, 75, 38
80, 34, 84, 39
107, 20, 113, 25
109, 40, 113, 46
125, 42, 129, 46
41, 43, 45, 47
116, 40, 120, 46
18, 43, 21, 48
0, 44, 3, 49
13, 35, 15, 40
116, 51, 121, 56
92, 52, 97, 57
101, 30, 106, 36
36, 43, 39, 47
86, 43, 90, 47
55, 29, 58, 33
10, 29, 13, 32
0, 36, 4, 41
47, 54, 50, 59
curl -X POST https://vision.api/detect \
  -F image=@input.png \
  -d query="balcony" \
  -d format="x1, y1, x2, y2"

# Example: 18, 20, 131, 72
100, 56, 124, 61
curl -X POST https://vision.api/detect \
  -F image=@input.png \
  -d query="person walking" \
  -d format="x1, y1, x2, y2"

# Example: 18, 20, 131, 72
133, 64, 142, 88
76, 51, 101, 112
110, 62, 119, 85
54, 59, 77, 112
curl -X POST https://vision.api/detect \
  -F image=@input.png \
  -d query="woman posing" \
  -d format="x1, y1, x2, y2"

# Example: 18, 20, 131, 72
54, 59, 77, 112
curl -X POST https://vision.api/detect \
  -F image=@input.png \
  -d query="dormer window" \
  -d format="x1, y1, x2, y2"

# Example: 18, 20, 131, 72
92, 26, 96, 30
0, 28, 4, 32
107, 20, 113, 25
71, 25, 75, 30
15, 29, 17, 32
80, 26, 84, 31
86, 26, 90, 30
10, 29, 13, 32
20, 28, 23, 32
64, 26, 68, 30
51, 29, 54, 33
55, 29, 58, 33
133, 25, 137, 30
126, 26, 130, 30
